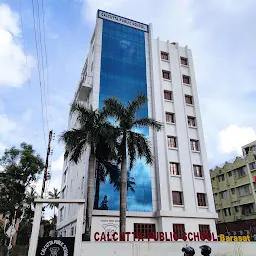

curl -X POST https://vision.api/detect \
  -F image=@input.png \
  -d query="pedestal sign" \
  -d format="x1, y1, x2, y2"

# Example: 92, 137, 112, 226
36, 237, 75, 256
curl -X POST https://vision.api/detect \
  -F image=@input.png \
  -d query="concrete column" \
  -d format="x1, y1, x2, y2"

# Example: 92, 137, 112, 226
27, 203, 42, 256
74, 203, 84, 256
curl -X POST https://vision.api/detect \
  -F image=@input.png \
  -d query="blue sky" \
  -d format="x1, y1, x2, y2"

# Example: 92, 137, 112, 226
1, 0, 256, 196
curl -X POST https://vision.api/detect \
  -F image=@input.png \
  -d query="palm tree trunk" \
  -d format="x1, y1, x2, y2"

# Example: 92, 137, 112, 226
84, 152, 96, 241
119, 138, 127, 237
94, 164, 100, 210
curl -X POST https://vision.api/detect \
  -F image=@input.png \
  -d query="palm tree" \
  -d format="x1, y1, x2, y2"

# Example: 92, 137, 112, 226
47, 188, 60, 216
103, 93, 162, 234
60, 104, 116, 241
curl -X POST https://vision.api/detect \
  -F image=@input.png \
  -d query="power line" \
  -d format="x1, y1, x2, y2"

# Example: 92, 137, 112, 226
41, 0, 52, 124
31, 0, 47, 148
35, 0, 49, 132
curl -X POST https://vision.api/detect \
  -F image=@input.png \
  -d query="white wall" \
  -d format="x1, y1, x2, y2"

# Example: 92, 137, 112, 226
81, 241, 255, 256
150, 37, 217, 220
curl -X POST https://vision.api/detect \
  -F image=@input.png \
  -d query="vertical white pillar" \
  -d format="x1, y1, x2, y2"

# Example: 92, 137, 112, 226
74, 203, 84, 256
27, 203, 42, 256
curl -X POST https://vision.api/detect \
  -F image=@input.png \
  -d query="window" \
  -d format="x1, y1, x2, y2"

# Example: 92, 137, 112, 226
164, 90, 172, 100
167, 136, 177, 148
188, 116, 196, 127
166, 112, 175, 123
190, 139, 200, 151
91, 62, 93, 72
60, 207, 64, 221
218, 174, 225, 182
81, 177, 84, 192
231, 188, 236, 195
71, 227, 74, 236
199, 225, 210, 233
162, 70, 171, 80
170, 162, 180, 176
63, 167, 68, 183
194, 165, 203, 177
172, 191, 183, 205
134, 223, 156, 239
224, 208, 232, 216
185, 95, 193, 105
161, 51, 169, 61
234, 206, 239, 212
249, 161, 256, 170
183, 75, 190, 84
228, 171, 232, 177
61, 187, 66, 199
235, 166, 247, 179
241, 204, 255, 215
197, 193, 207, 206
238, 185, 251, 197
221, 190, 228, 199
181, 57, 188, 66
173, 224, 185, 239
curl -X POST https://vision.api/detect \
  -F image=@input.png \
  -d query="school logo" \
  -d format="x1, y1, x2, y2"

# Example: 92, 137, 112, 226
36, 238, 75, 256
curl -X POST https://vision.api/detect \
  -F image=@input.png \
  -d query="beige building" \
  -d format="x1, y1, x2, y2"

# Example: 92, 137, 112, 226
210, 141, 256, 236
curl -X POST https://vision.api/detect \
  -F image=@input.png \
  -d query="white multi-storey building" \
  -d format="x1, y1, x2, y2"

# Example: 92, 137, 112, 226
57, 10, 217, 240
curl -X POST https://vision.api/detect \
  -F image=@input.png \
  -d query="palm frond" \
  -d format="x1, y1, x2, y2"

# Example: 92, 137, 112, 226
128, 93, 147, 115
133, 118, 162, 131
103, 97, 126, 121
127, 131, 136, 170
128, 131, 154, 165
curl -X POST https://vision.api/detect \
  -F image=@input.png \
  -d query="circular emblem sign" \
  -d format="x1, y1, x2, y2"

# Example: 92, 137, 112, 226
36, 238, 75, 256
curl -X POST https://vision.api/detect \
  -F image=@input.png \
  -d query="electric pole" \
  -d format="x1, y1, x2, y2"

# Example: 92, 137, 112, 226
41, 130, 53, 198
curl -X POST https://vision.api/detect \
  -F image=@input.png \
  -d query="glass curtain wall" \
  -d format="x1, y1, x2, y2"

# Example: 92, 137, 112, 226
95, 19, 152, 212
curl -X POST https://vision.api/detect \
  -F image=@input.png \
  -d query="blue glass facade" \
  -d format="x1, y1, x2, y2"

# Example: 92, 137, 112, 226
96, 19, 152, 212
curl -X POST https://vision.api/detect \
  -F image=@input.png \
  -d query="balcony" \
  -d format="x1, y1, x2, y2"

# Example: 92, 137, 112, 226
77, 75, 93, 101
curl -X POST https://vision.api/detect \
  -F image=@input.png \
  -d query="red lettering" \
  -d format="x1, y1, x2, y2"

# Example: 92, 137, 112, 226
107, 232, 112, 241
173, 232, 178, 241
120, 232, 125, 241
169, 232, 173, 241
188, 232, 193, 241
138, 232, 144, 241
113, 232, 118, 241
160, 232, 164, 241
125, 232, 131, 241
200, 232, 206, 241
212, 232, 218, 241
132, 232, 137, 241
206, 232, 212, 241
193, 232, 199, 241
100, 232, 106, 241
94, 232, 100, 241
182, 232, 187, 241
148, 232, 153, 241
165, 232, 170, 241
153, 232, 159, 241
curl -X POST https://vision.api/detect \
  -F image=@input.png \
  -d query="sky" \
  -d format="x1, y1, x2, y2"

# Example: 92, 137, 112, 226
1, 0, 256, 201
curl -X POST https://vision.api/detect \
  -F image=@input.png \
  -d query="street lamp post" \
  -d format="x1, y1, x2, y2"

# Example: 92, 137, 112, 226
3, 202, 29, 256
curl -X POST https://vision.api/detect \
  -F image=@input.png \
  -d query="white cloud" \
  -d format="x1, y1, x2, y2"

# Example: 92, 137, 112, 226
218, 125, 256, 155
0, 3, 34, 88
0, 114, 16, 133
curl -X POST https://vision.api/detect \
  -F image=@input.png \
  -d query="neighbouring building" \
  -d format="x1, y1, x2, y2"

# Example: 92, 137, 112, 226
210, 141, 256, 237
57, 10, 217, 239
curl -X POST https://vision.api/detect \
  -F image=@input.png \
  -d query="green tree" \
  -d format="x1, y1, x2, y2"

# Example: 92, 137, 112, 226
0, 143, 44, 216
103, 93, 162, 234
47, 188, 60, 216
60, 104, 116, 241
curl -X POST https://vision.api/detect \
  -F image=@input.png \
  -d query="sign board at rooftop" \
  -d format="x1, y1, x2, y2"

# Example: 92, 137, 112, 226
98, 10, 149, 32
